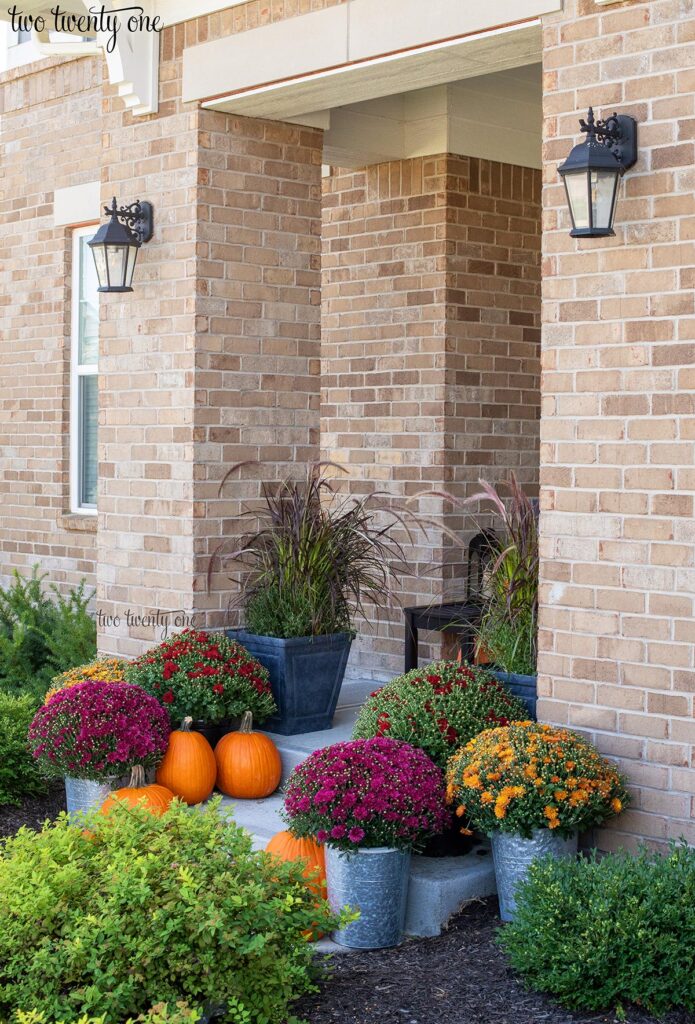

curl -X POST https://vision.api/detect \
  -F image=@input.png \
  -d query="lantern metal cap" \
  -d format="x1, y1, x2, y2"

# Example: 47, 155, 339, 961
558, 108, 638, 178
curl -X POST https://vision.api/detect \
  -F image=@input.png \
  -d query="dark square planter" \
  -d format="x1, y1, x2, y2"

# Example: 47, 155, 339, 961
225, 629, 353, 735
487, 669, 538, 720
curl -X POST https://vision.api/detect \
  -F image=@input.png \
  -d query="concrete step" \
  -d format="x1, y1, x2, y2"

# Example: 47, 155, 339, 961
216, 677, 498, 942
219, 792, 285, 850
265, 705, 361, 786
217, 681, 372, 849
405, 843, 497, 937
336, 677, 381, 709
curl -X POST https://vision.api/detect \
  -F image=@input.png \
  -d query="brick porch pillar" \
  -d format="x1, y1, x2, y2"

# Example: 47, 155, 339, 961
97, 30, 322, 656
322, 155, 541, 679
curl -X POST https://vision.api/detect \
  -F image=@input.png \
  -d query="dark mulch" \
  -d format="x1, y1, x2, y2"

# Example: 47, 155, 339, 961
0, 783, 66, 839
299, 898, 694, 1024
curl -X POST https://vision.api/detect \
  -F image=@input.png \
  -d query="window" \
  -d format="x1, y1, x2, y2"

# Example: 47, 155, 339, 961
15, 28, 32, 43
70, 227, 99, 513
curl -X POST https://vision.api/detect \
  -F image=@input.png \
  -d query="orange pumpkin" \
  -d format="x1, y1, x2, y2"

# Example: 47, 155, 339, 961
266, 831, 326, 897
156, 716, 217, 804
101, 765, 174, 817
214, 711, 282, 799
266, 830, 327, 940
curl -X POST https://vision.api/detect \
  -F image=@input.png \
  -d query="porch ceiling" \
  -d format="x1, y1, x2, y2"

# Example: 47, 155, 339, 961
183, 0, 559, 119
196, 22, 543, 122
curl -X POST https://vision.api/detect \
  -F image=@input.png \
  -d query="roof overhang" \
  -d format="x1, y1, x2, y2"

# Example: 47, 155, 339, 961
183, 0, 560, 119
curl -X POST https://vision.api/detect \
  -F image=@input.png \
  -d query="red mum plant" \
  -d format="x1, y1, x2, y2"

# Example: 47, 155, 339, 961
125, 628, 276, 725
28, 680, 170, 782
352, 660, 527, 772
282, 737, 450, 852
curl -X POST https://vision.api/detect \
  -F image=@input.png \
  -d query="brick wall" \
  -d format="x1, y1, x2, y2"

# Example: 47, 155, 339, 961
444, 156, 542, 590
97, 22, 323, 655
0, 55, 102, 593
192, 111, 323, 626
322, 155, 541, 678
540, 0, 695, 849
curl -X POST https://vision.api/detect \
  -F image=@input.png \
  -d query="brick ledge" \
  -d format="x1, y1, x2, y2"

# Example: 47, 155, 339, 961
57, 512, 97, 534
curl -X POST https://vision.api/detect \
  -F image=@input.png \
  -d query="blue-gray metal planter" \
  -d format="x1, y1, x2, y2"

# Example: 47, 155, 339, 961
490, 829, 577, 922
64, 776, 119, 816
488, 669, 538, 719
225, 629, 352, 735
325, 845, 411, 949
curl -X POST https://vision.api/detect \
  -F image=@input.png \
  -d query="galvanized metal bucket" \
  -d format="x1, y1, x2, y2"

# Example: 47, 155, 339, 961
491, 828, 578, 922
64, 776, 119, 816
325, 845, 411, 949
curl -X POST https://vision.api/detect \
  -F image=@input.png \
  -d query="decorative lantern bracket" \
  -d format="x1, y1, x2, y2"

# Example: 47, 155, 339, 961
578, 107, 638, 172
103, 198, 154, 245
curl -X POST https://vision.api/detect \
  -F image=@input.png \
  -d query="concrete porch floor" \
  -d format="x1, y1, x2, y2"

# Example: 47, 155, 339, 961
219, 677, 497, 942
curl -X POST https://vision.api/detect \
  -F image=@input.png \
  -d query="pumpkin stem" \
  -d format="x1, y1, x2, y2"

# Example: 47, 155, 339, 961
181, 716, 193, 732
129, 764, 146, 788
240, 710, 254, 733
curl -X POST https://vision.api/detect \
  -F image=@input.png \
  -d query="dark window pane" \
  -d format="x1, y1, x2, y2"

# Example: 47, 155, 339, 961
79, 375, 98, 507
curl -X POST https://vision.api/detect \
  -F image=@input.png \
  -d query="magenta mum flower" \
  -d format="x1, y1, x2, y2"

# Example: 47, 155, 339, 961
282, 737, 449, 852
28, 680, 170, 782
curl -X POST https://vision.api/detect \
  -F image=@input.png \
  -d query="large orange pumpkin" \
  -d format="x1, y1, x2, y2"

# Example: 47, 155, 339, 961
101, 765, 174, 817
214, 711, 281, 799
156, 716, 217, 804
266, 831, 326, 896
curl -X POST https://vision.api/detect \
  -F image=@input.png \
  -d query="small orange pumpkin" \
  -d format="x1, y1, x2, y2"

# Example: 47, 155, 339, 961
101, 765, 174, 817
156, 716, 217, 804
266, 831, 326, 897
215, 711, 282, 799
266, 830, 327, 940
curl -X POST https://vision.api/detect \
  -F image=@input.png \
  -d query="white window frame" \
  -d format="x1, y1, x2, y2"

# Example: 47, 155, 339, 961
70, 226, 99, 515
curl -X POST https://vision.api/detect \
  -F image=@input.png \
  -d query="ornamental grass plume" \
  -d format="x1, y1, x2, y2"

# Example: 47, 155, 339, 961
125, 628, 275, 725
44, 657, 129, 703
29, 680, 170, 781
283, 737, 450, 852
210, 461, 424, 640
352, 660, 527, 772
447, 721, 629, 839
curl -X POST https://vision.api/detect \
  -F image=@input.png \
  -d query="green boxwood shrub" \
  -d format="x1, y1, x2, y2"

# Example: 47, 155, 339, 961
0, 568, 96, 698
0, 691, 47, 807
0, 800, 341, 1024
499, 842, 695, 1017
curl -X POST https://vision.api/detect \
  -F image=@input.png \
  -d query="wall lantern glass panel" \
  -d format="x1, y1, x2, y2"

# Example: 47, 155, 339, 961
88, 197, 153, 292
558, 108, 638, 238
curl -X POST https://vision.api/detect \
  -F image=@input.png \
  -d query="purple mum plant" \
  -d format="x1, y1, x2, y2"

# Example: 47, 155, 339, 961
282, 737, 450, 852
29, 679, 170, 782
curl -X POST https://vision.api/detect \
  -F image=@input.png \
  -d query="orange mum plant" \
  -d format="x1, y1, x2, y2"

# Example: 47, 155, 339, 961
447, 721, 628, 839
45, 658, 129, 703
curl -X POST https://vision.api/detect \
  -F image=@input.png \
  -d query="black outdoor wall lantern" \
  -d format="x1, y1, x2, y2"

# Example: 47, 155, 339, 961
88, 197, 154, 292
558, 107, 638, 238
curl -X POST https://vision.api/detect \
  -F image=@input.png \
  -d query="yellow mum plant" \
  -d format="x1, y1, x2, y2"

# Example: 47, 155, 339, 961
44, 658, 129, 703
447, 721, 628, 839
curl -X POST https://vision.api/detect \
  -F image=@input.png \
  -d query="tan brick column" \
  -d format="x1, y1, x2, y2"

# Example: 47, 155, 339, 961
193, 112, 323, 627
97, 28, 322, 656
322, 155, 541, 679
540, 0, 695, 849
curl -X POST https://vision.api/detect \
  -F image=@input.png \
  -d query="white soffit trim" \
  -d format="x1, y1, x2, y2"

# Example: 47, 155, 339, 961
195, 23, 544, 121
184, 5, 349, 103
53, 182, 101, 227
183, 0, 560, 115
